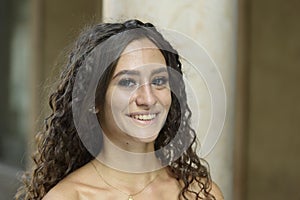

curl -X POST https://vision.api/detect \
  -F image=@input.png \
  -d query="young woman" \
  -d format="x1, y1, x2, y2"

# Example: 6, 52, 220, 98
16, 19, 223, 200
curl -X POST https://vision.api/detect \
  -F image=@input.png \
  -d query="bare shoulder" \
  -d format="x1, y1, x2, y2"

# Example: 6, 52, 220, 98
188, 179, 224, 200
42, 179, 79, 200
211, 182, 224, 200
42, 162, 95, 200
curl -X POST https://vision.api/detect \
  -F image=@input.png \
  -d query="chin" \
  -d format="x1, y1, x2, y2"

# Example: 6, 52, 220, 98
131, 133, 159, 144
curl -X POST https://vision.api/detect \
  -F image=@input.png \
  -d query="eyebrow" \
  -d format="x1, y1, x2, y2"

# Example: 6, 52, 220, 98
112, 67, 168, 79
112, 70, 140, 79
150, 67, 168, 76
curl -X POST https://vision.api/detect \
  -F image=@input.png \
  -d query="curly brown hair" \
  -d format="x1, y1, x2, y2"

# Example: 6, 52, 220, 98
16, 19, 215, 200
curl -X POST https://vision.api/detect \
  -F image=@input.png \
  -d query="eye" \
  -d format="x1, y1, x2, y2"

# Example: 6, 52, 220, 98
118, 78, 137, 87
151, 76, 169, 88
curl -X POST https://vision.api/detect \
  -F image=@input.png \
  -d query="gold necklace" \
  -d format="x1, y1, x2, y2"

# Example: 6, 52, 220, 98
91, 161, 159, 200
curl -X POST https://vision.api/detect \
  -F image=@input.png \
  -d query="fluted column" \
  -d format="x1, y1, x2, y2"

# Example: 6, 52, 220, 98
103, 1, 238, 199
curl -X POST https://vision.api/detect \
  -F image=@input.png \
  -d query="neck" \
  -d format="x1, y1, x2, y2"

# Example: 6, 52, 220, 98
97, 134, 163, 173
92, 159, 162, 186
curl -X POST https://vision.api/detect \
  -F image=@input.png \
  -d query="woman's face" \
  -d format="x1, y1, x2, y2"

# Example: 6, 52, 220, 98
100, 38, 171, 145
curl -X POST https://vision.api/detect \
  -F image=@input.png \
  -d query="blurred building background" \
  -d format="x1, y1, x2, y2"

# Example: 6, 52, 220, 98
0, 0, 299, 199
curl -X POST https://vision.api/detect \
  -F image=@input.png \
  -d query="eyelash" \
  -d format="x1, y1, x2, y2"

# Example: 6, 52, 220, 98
117, 76, 169, 88
118, 78, 137, 87
151, 77, 169, 87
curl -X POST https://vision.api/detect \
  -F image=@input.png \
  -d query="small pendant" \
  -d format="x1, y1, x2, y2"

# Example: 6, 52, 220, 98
128, 195, 134, 200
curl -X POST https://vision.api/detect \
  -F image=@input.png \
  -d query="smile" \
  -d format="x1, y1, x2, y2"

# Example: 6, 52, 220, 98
128, 113, 158, 121
131, 114, 156, 121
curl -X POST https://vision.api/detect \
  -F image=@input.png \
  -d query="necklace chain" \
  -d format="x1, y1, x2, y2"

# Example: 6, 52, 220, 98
91, 161, 159, 200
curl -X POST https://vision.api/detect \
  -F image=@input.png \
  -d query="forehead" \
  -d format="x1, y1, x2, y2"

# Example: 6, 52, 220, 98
114, 38, 166, 73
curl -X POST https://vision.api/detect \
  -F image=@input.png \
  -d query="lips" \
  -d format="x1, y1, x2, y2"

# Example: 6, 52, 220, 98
131, 113, 156, 121
127, 113, 159, 122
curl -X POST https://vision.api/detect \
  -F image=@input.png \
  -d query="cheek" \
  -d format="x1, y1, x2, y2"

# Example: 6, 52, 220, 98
157, 90, 172, 109
107, 89, 131, 113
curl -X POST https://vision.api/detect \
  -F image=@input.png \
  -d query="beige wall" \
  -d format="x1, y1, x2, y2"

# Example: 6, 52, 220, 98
246, 0, 300, 199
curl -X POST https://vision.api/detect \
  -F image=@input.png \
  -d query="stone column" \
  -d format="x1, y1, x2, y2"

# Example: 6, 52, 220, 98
103, 1, 238, 199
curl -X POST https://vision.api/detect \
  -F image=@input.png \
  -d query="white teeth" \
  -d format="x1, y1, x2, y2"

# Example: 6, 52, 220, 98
132, 114, 156, 121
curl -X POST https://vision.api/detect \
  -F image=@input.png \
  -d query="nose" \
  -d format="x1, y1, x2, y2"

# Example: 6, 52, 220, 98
134, 83, 157, 107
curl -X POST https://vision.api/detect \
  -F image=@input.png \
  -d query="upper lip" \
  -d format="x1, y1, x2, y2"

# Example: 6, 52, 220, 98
126, 112, 160, 117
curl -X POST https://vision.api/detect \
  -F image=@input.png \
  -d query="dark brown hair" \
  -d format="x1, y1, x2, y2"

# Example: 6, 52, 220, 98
16, 19, 215, 200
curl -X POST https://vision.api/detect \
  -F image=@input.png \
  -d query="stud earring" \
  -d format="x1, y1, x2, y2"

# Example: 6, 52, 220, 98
89, 106, 99, 114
